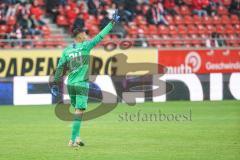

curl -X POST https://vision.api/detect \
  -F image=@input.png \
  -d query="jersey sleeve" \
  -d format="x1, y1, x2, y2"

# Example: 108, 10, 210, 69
53, 51, 68, 83
85, 22, 114, 50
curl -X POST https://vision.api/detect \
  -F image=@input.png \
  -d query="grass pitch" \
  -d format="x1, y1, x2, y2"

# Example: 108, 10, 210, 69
0, 101, 239, 160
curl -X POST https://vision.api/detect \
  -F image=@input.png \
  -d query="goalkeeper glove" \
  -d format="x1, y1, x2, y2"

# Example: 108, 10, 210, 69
51, 85, 60, 97
112, 9, 120, 23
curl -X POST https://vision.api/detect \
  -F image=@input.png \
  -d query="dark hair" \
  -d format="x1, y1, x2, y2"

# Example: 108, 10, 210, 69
72, 27, 87, 38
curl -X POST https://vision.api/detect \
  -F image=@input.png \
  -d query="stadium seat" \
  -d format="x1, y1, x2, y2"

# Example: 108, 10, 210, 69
197, 25, 207, 35
218, 6, 228, 15
171, 35, 183, 47
225, 24, 234, 34
190, 34, 202, 47
187, 25, 198, 34
206, 25, 216, 34
184, 15, 193, 25
169, 25, 177, 35
165, 15, 174, 25
41, 26, 50, 36
149, 25, 158, 35
212, 16, 221, 25
178, 25, 187, 35
230, 15, 239, 24
0, 25, 7, 35
56, 15, 69, 26
216, 25, 225, 34
181, 34, 191, 47
226, 34, 238, 47
174, 15, 184, 25
158, 25, 169, 35
221, 15, 230, 24
128, 25, 138, 35
161, 34, 172, 47
7, 16, 16, 26
180, 6, 191, 15
202, 16, 212, 25
193, 15, 202, 25
140, 25, 149, 35
235, 24, 240, 34
222, 0, 232, 6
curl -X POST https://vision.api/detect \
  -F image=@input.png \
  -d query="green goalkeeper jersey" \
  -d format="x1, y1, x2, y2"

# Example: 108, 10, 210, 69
54, 22, 114, 84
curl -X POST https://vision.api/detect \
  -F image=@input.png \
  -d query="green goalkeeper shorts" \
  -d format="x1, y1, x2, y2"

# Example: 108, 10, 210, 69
67, 81, 89, 110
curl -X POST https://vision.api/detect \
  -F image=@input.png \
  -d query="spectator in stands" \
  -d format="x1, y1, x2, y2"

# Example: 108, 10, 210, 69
7, 24, 22, 47
229, 0, 240, 18
99, 11, 111, 30
206, 0, 220, 16
124, 0, 138, 15
135, 4, 144, 15
163, 0, 177, 16
87, 0, 99, 16
175, 0, 185, 5
146, 1, 168, 25
73, 13, 85, 30
192, 0, 208, 16
134, 32, 148, 47
6, 3, 17, 19
107, 3, 117, 19
206, 32, 225, 48
30, 0, 45, 25
0, 3, 7, 24
118, 4, 133, 22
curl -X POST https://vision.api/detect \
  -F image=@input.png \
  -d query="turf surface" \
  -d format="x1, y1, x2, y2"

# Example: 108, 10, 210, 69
0, 101, 239, 160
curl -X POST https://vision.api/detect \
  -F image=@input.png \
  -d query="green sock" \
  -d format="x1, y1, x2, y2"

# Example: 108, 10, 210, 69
71, 116, 82, 142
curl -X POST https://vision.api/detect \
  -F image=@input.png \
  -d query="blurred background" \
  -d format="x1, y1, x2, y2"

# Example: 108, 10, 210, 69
0, 0, 239, 48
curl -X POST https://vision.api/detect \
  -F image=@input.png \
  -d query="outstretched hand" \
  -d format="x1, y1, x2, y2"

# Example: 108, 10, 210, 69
112, 9, 120, 23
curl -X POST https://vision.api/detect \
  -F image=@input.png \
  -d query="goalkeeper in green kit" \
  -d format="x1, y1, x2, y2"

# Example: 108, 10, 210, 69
51, 10, 120, 148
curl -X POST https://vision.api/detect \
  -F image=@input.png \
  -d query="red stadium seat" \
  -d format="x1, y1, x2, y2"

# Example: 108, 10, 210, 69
222, 0, 232, 6
184, 15, 193, 25
140, 25, 149, 35
221, 15, 230, 24
7, 16, 16, 26
206, 25, 216, 34
181, 34, 191, 47
0, 25, 7, 35
169, 25, 177, 35
56, 15, 69, 26
212, 16, 221, 25
193, 15, 202, 25
226, 34, 238, 47
148, 25, 158, 35
202, 16, 212, 25
187, 25, 198, 34
178, 25, 187, 35
128, 25, 138, 35
41, 26, 50, 36
216, 25, 225, 34
180, 6, 191, 15
158, 25, 169, 35
171, 35, 183, 47
230, 15, 239, 24
235, 24, 240, 34
218, 6, 228, 15
165, 15, 174, 25
197, 25, 207, 35
174, 15, 183, 25
190, 34, 202, 47
161, 34, 172, 47
225, 24, 234, 34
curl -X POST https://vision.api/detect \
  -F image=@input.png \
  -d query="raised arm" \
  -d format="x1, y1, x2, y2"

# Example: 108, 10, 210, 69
86, 10, 120, 49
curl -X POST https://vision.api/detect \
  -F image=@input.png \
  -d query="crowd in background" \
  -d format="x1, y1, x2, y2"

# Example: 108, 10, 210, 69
0, 0, 240, 47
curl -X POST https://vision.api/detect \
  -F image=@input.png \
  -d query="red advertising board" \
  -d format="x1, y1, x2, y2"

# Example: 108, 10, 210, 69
158, 49, 240, 74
